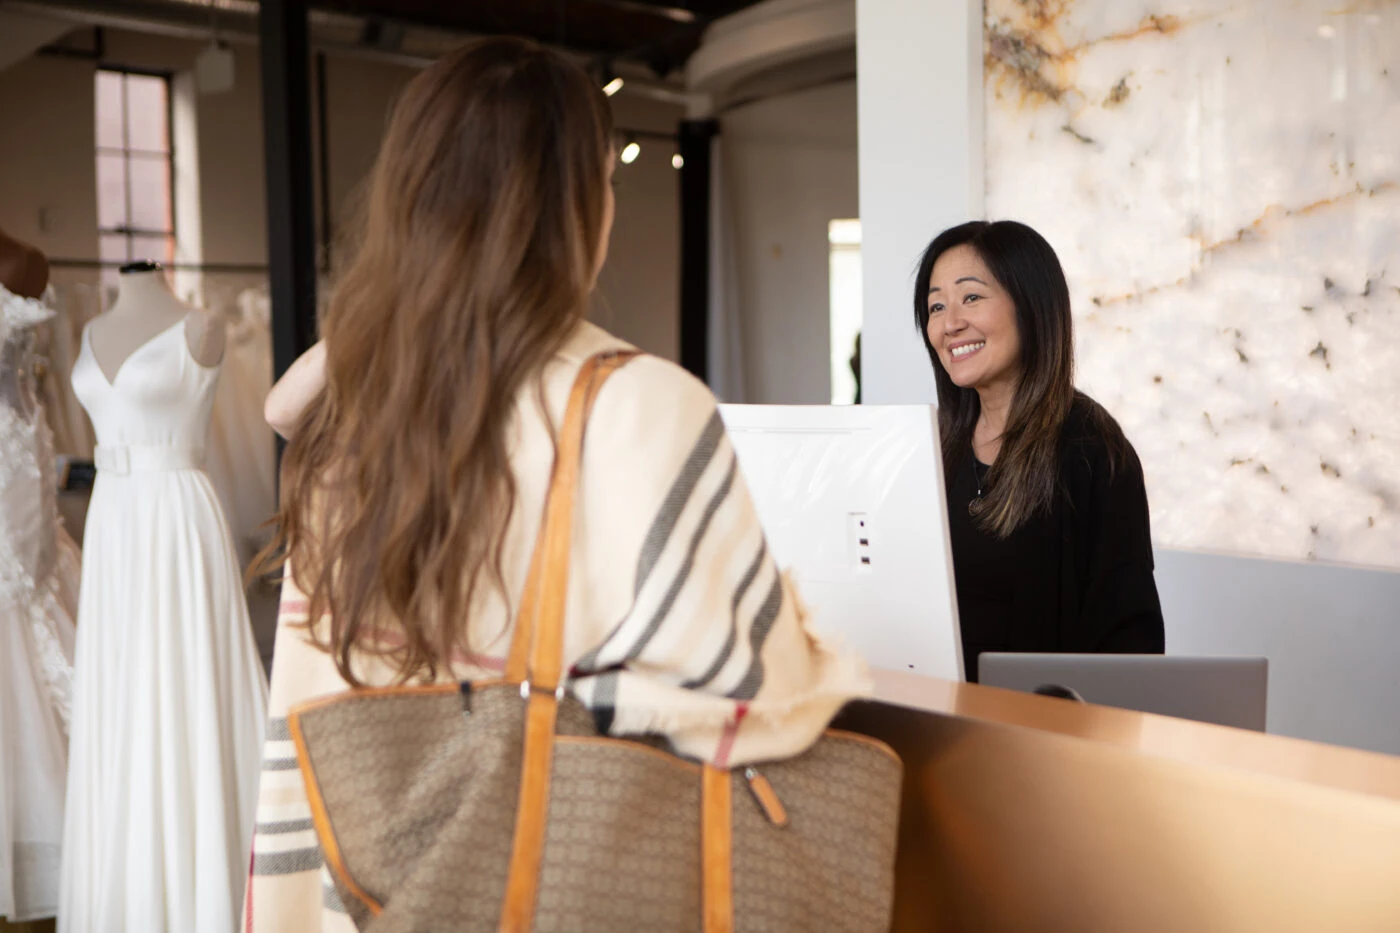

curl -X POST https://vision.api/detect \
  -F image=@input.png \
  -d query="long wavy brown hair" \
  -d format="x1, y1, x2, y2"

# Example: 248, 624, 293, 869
258, 37, 615, 685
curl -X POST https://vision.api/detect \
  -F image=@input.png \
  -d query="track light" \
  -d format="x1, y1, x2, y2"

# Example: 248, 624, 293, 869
620, 139, 640, 164
599, 60, 624, 97
671, 153, 684, 170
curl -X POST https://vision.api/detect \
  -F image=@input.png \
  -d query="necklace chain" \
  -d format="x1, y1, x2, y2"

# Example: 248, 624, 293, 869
969, 450, 986, 516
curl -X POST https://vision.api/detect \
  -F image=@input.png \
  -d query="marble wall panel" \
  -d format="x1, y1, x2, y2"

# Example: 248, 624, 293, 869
984, 0, 1400, 567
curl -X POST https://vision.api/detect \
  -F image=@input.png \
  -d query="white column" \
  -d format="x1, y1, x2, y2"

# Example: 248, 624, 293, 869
857, 0, 983, 404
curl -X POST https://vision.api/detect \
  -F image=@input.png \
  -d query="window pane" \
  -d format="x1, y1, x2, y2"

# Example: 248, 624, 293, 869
125, 74, 168, 153
130, 234, 173, 267
96, 71, 124, 149
128, 155, 171, 232
99, 233, 129, 264
96, 152, 128, 229
100, 235, 129, 293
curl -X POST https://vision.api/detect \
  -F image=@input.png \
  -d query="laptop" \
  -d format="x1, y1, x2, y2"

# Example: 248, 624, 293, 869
977, 654, 1269, 731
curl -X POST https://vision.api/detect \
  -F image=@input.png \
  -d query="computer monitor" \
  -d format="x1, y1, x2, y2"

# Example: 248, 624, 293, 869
718, 404, 964, 681
977, 654, 1269, 731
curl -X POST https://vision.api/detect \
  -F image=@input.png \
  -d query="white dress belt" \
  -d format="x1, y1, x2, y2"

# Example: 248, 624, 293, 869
94, 444, 205, 476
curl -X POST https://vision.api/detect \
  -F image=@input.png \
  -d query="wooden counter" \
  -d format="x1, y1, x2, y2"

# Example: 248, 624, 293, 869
831, 671, 1400, 932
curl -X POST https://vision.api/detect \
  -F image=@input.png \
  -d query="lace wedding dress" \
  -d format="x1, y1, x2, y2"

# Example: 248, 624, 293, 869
0, 284, 80, 923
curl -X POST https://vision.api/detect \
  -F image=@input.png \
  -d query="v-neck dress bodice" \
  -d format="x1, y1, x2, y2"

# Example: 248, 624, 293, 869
72, 319, 218, 464
60, 315, 268, 933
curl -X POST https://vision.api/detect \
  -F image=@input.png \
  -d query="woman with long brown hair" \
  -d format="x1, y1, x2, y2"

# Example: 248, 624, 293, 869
914, 220, 1164, 681
246, 37, 867, 930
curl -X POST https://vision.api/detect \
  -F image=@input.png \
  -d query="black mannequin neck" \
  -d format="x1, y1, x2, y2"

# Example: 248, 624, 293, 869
119, 259, 163, 275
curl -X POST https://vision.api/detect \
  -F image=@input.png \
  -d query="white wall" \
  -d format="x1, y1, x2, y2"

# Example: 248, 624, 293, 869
722, 79, 858, 404
1157, 549, 1400, 757
856, 0, 982, 405
594, 94, 683, 362
0, 51, 96, 264
320, 52, 409, 248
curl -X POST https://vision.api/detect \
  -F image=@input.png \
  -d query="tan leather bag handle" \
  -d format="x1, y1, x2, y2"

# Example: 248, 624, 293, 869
499, 349, 733, 933
502, 350, 637, 685
499, 350, 636, 931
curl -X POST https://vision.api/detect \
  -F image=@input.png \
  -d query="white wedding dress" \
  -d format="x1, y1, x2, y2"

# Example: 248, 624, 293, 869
0, 285, 80, 923
60, 315, 268, 933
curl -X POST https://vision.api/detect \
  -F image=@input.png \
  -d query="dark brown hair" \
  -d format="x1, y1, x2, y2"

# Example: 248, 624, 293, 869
913, 220, 1123, 536
258, 37, 615, 685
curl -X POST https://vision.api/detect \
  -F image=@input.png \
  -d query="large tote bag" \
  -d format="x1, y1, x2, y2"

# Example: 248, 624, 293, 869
287, 350, 903, 932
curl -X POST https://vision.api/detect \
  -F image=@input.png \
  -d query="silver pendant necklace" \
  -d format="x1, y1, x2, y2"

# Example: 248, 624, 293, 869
970, 450, 986, 516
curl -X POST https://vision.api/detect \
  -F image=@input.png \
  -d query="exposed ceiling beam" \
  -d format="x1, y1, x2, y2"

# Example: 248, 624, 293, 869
4, 0, 703, 100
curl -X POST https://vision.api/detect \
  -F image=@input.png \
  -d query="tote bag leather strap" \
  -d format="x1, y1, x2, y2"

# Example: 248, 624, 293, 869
500, 349, 735, 933
526, 349, 638, 694
499, 349, 638, 932
503, 350, 637, 683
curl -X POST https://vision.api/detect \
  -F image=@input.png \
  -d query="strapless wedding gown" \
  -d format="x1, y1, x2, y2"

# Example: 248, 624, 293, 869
60, 316, 268, 933
0, 285, 79, 923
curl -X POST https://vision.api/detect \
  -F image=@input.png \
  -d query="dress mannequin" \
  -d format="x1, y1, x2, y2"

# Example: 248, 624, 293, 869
61, 258, 267, 933
86, 262, 225, 382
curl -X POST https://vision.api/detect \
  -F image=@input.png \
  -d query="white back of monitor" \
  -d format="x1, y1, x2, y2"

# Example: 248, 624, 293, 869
719, 404, 964, 681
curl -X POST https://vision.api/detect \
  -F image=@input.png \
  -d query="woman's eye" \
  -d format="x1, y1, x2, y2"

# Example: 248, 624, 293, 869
964, 294, 981, 304
929, 303, 944, 314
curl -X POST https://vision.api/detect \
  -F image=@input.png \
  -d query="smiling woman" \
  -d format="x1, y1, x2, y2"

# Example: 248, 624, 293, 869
913, 220, 1164, 680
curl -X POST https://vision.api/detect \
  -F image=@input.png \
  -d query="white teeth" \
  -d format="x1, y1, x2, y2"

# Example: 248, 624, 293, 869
951, 341, 985, 359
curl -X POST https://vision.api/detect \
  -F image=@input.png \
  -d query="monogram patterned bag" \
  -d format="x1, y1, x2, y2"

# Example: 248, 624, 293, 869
286, 351, 903, 932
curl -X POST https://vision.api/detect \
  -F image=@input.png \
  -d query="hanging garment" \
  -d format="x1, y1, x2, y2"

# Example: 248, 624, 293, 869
0, 285, 80, 923
204, 289, 276, 571
60, 314, 268, 933
37, 281, 101, 459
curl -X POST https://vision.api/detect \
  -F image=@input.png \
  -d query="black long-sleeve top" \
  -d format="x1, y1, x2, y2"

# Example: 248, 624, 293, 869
946, 394, 1165, 682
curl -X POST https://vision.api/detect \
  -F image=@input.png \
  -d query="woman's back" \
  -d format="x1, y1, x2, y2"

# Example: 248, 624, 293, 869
246, 322, 869, 930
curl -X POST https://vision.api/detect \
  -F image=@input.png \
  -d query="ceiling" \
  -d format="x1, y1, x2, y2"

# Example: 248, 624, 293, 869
17, 0, 767, 77
299, 0, 764, 76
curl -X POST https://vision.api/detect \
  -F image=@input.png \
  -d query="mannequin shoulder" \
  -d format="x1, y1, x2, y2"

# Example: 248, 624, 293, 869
182, 307, 227, 367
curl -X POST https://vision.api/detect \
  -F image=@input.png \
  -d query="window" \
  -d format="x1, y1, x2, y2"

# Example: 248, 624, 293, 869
95, 68, 175, 288
828, 219, 863, 405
